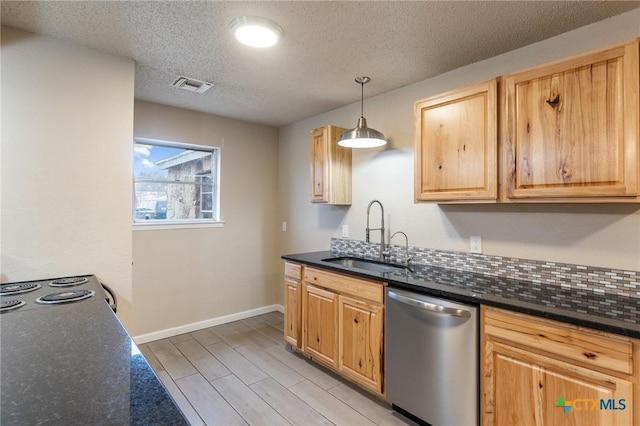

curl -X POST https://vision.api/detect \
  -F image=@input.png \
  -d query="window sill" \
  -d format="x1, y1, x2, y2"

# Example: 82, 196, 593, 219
132, 221, 225, 231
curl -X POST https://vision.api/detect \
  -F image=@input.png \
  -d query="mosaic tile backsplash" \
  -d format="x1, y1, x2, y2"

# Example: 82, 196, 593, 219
330, 238, 640, 300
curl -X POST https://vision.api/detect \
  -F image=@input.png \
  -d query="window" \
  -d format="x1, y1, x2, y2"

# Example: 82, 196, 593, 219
133, 138, 220, 224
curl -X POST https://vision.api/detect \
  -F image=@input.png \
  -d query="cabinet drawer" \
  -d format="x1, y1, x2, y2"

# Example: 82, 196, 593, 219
284, 262, 302, 280
303, 267, 383, 304
483, 307, 633, 375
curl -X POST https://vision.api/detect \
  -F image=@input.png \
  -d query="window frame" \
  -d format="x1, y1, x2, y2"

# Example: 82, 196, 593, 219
196, 174, 214, 219
133, 137, 222, 229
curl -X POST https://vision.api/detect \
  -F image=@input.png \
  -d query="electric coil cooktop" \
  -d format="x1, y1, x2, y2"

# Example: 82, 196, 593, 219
0, 275, 104, 314
0, 274, 188, 425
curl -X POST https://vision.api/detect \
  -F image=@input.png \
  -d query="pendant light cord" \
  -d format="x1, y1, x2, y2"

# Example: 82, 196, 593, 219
360, 80, 364, 118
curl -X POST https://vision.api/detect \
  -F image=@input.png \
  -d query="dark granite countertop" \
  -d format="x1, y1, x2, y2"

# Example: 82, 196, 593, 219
0, 276, 188, 425
282, 251, 640, 339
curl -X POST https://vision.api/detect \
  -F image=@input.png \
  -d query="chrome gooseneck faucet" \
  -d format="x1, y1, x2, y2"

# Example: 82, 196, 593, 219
366, 200, 387, 261
390, 231, 411, 266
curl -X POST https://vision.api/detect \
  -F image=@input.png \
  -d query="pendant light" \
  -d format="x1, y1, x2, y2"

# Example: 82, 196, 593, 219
338, 76, 387, 148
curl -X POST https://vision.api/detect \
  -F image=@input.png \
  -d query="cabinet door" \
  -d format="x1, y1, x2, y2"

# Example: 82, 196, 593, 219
310, 126, 351, 205
485, 340, 633, 426
502, 41, 639, 202
302, 284, 338, 368
310, 127, 327, 203
284, 277, 301, 348
338, 295, 383, 394
414, 79, 498, 202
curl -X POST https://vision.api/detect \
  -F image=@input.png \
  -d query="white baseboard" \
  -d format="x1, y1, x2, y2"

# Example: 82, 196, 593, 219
133, 304, 284, 344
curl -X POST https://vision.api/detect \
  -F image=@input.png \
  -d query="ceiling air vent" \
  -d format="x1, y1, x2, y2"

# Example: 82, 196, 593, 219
171, 76, 213, 94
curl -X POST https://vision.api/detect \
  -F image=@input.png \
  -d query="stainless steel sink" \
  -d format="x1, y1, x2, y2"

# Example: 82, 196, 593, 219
321, 256, 408, 273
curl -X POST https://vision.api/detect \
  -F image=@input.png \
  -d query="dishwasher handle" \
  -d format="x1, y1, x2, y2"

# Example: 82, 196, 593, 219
388, 291, 471, 318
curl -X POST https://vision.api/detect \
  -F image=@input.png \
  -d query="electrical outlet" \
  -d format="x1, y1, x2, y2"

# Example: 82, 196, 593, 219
342, 224, 349, 238
281, 221, 287, 232
470, 236, 482, 253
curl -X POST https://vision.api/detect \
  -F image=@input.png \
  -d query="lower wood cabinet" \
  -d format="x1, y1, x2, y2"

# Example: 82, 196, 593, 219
338, 295, 384, 393
287, 265, 385, 396
283, 262, 302, 348
302, 283, 338, 368
482, 306, 638, 426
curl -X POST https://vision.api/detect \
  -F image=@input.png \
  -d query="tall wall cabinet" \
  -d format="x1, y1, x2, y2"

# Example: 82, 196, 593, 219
310, 125, 351, 205
414, 39, 640, 203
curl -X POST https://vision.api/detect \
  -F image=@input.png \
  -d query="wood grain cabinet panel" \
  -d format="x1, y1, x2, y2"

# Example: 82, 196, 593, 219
302, 283, 338, 369
482, 306, 638, 426
488, 342, 632, 426
284, 278, 301, 348
338, 295, 384, 394
292, 266, 385, 397
484, 306, 632, 375
414, 79, 498, 202
310, 125, 351, 205
502, 40, 640, 202
283, 262, 302, 348
303, 267, 383, 304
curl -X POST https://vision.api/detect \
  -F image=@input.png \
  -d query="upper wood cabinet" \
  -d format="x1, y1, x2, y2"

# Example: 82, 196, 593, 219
310, 125, 352, 205
502, 40, 640, 202
414, 79, 498, 202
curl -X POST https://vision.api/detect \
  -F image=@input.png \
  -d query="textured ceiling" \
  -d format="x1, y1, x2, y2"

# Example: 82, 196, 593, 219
2, 1, 638, 127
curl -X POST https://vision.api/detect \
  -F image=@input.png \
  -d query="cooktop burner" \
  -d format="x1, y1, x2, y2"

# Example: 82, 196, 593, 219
0, 299, 26, 313
49, 277, 89, 287
36, 289, 96, 305
0, 282, 42, 296
1, 275, 107, 314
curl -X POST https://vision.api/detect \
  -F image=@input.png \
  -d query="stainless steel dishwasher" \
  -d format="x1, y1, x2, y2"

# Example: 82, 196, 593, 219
385, 288, 478, 426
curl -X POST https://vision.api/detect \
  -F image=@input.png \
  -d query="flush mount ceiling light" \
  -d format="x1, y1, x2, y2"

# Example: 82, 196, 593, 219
229, 16, 283, 48
338, 76, 387, 148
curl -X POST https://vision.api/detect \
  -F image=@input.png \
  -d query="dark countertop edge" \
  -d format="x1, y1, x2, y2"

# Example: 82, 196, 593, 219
104, 301, 190, 425
0, 296, 189, 425
282, 251, 640, 340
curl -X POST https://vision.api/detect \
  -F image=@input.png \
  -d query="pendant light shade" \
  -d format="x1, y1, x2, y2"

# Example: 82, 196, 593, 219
338, 76, 387, 148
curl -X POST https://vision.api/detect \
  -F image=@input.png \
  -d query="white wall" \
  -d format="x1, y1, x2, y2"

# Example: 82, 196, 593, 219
278, 8, 640, 295
1, 27, 135, 326
132, 100, 280, 337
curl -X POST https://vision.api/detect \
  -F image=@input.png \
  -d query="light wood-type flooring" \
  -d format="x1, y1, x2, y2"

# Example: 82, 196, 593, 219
139, 311, 417, 426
